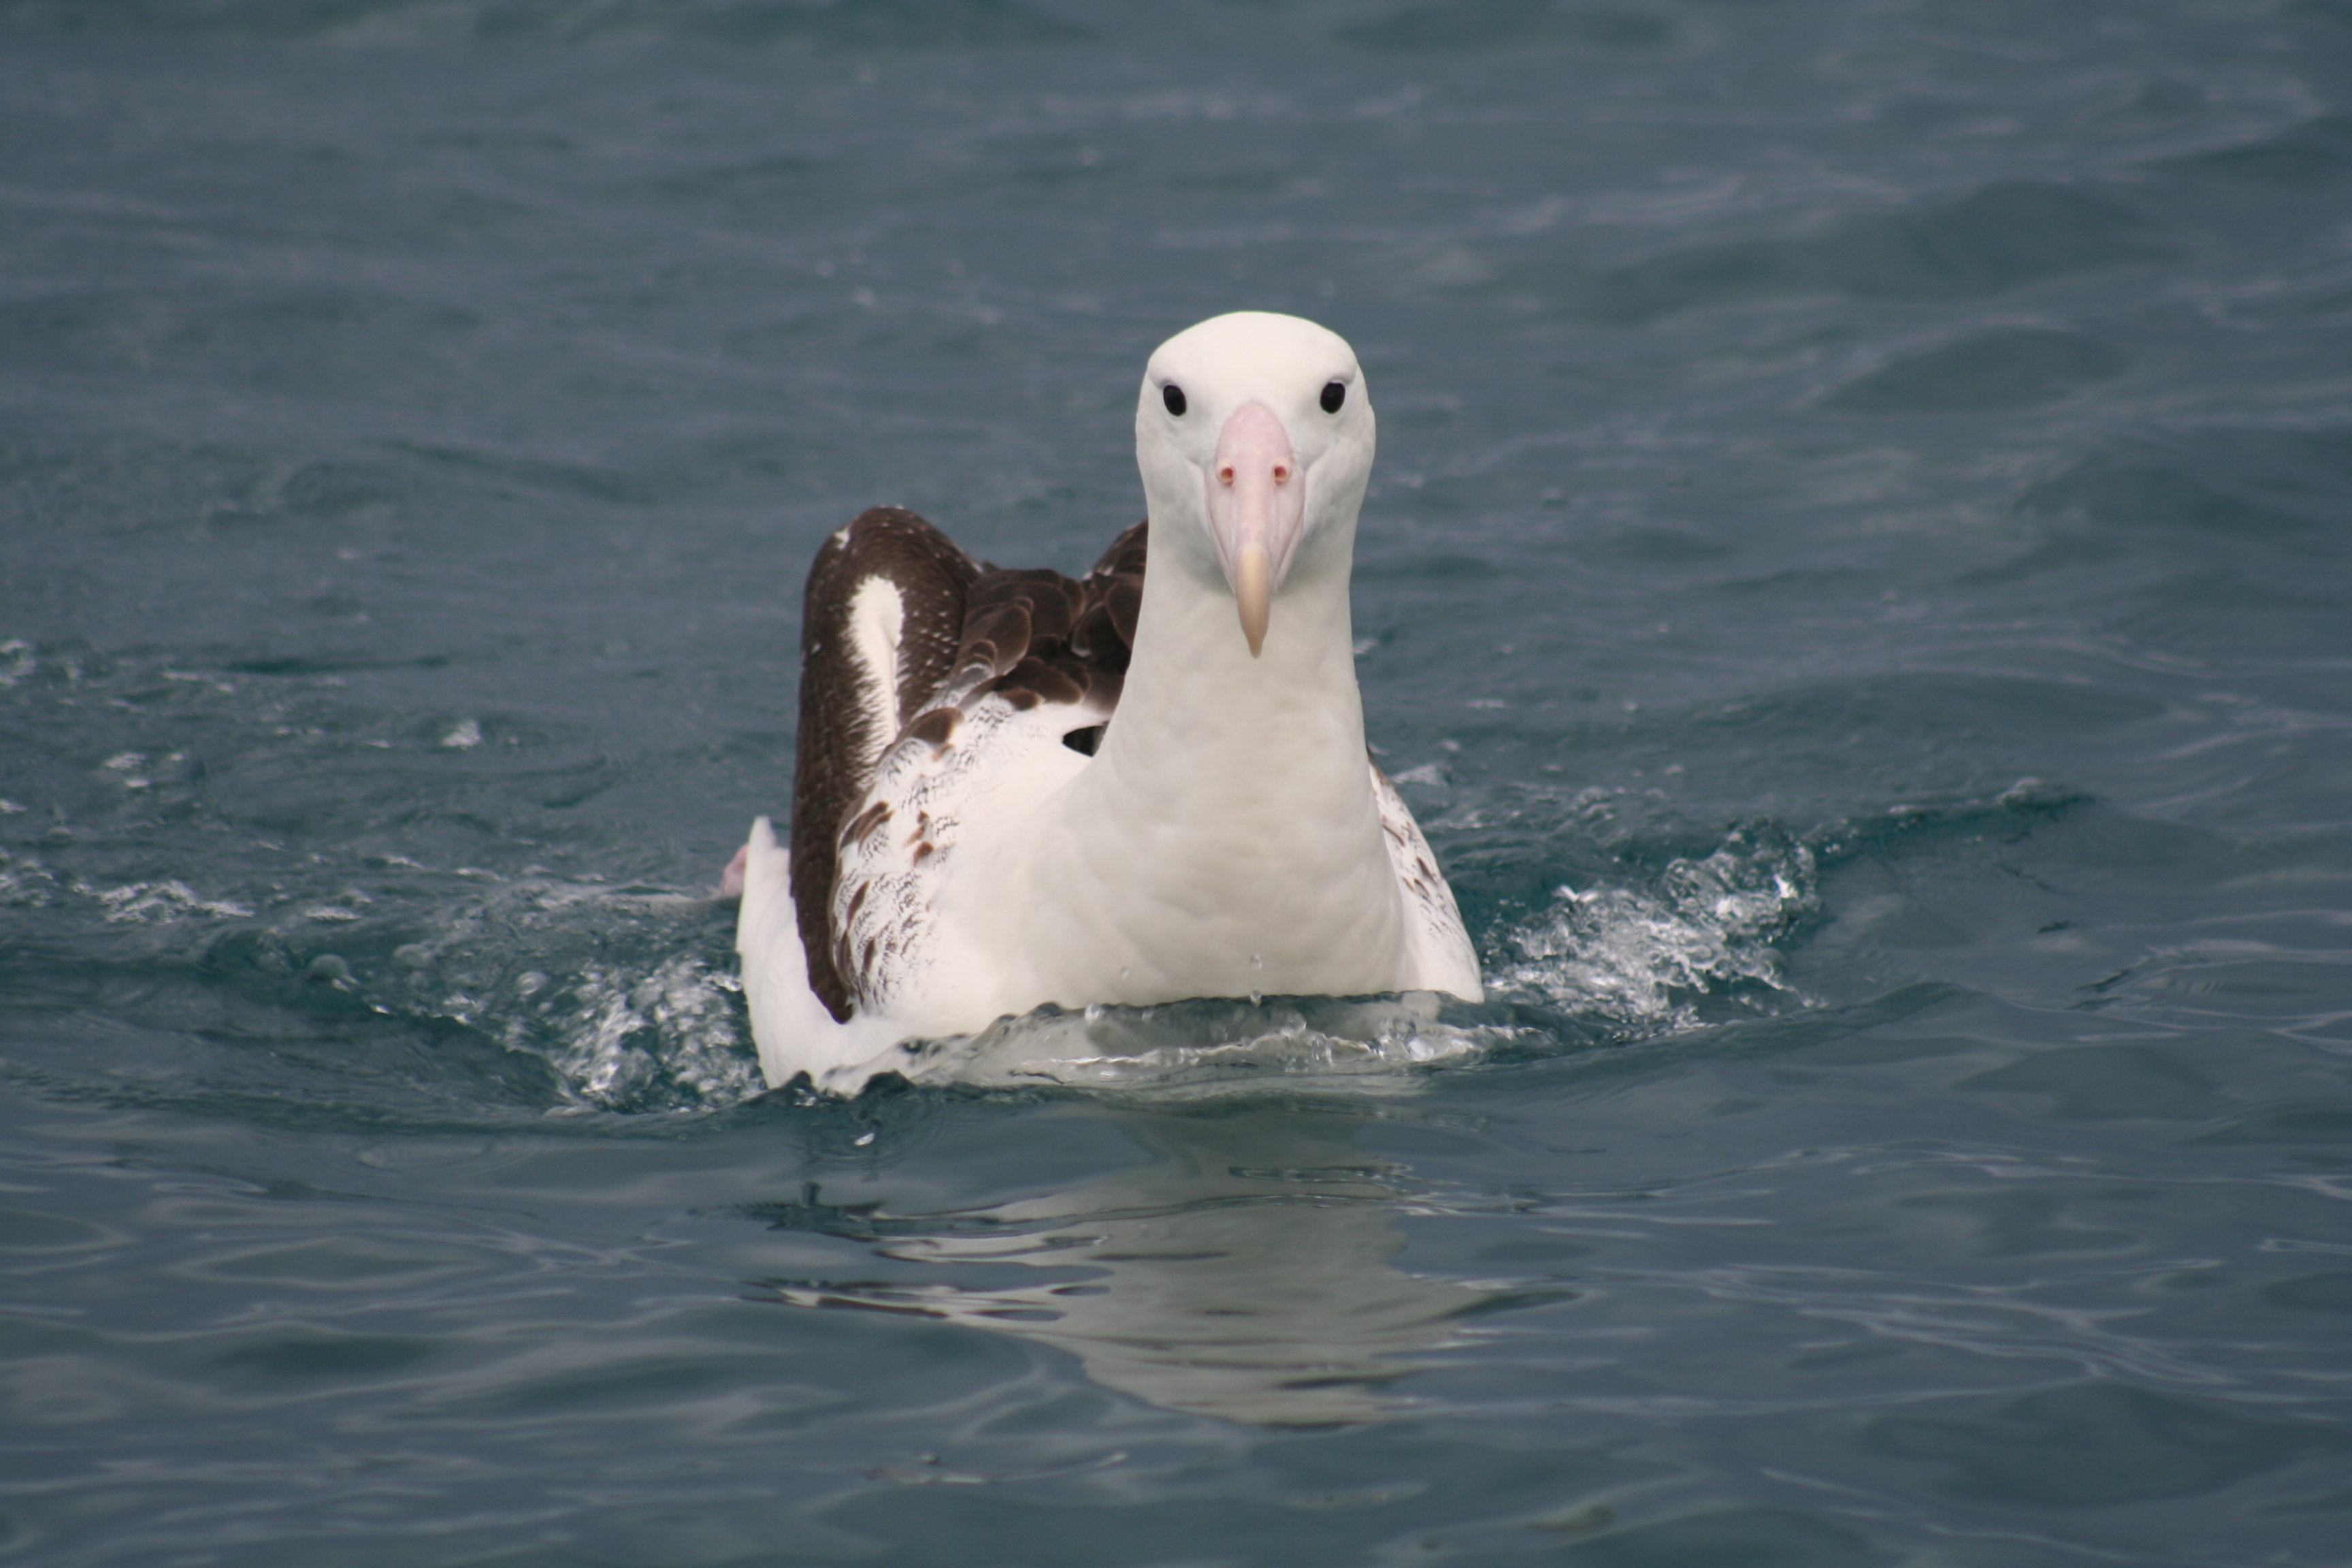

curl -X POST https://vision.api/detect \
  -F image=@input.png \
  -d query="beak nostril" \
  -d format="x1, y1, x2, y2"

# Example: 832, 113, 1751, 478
1218, 466, 1235, 484
1273, 466, 1290, 482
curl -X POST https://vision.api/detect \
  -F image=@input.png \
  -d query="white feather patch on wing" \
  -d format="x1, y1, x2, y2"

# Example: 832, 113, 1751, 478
1371, 765, 1484, 1002
844, 574, 905, 741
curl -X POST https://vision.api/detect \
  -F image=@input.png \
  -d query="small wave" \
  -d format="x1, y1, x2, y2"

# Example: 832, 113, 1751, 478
3, 848, 258, 924
82, 878, 257, 924
1486, 823, 1818, 1032
0, 849, 61, 909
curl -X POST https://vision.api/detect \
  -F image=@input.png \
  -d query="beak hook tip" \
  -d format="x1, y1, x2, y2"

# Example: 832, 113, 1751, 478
1232, 544, 1273, 659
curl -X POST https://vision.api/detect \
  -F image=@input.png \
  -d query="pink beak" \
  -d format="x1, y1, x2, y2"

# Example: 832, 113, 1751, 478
1202, 401, 1306, 657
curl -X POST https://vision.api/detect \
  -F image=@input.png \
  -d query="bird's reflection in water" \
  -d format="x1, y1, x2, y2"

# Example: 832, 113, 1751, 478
749, 1105, 1482, 1424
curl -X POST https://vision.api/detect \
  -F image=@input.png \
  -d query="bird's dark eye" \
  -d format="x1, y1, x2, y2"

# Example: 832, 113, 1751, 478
1162, 384, 1186, 416
1320, 380, 1346, 414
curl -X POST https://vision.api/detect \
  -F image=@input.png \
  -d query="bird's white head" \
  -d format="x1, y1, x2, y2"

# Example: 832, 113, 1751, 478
1135, 311, 1375, 658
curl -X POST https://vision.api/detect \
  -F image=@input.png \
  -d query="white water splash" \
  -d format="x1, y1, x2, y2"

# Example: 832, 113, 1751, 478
1489, 829, 1817, 1028
536, 953, 762, 1110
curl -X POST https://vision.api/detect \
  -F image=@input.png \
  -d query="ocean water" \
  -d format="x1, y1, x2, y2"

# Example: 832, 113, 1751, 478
3, 0, 2350, 1561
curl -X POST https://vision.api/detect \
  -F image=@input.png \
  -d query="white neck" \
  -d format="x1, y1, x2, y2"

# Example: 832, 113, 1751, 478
1007, 517, 1407, 1007
1112, 519, 1365, 774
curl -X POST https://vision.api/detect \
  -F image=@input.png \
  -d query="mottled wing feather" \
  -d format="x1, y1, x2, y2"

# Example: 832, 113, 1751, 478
1371, 763, 1482, 997
790, 508, 979, 1020
827, 520, 1149, 1017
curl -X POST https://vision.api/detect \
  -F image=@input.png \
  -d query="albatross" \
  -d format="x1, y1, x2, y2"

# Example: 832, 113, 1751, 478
730, 310, 1482, 1090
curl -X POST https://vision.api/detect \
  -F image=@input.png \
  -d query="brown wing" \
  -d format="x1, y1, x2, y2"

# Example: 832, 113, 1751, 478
936, 519, 1147, 736
790, 508, 979, 1021
789, 512, 1147, 1020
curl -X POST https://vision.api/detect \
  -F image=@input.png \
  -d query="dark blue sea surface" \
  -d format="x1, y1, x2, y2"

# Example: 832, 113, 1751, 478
4, 1, 2351, 1562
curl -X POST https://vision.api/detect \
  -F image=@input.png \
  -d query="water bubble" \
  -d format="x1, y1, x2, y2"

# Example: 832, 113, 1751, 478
305, 953, 353, 986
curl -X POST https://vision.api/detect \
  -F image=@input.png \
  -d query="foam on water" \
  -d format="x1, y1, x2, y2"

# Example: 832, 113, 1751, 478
87, 878, 259, 924
537, 954, 762, 1110
1, 846, 261, 926
1487, 824, 1818, 1030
